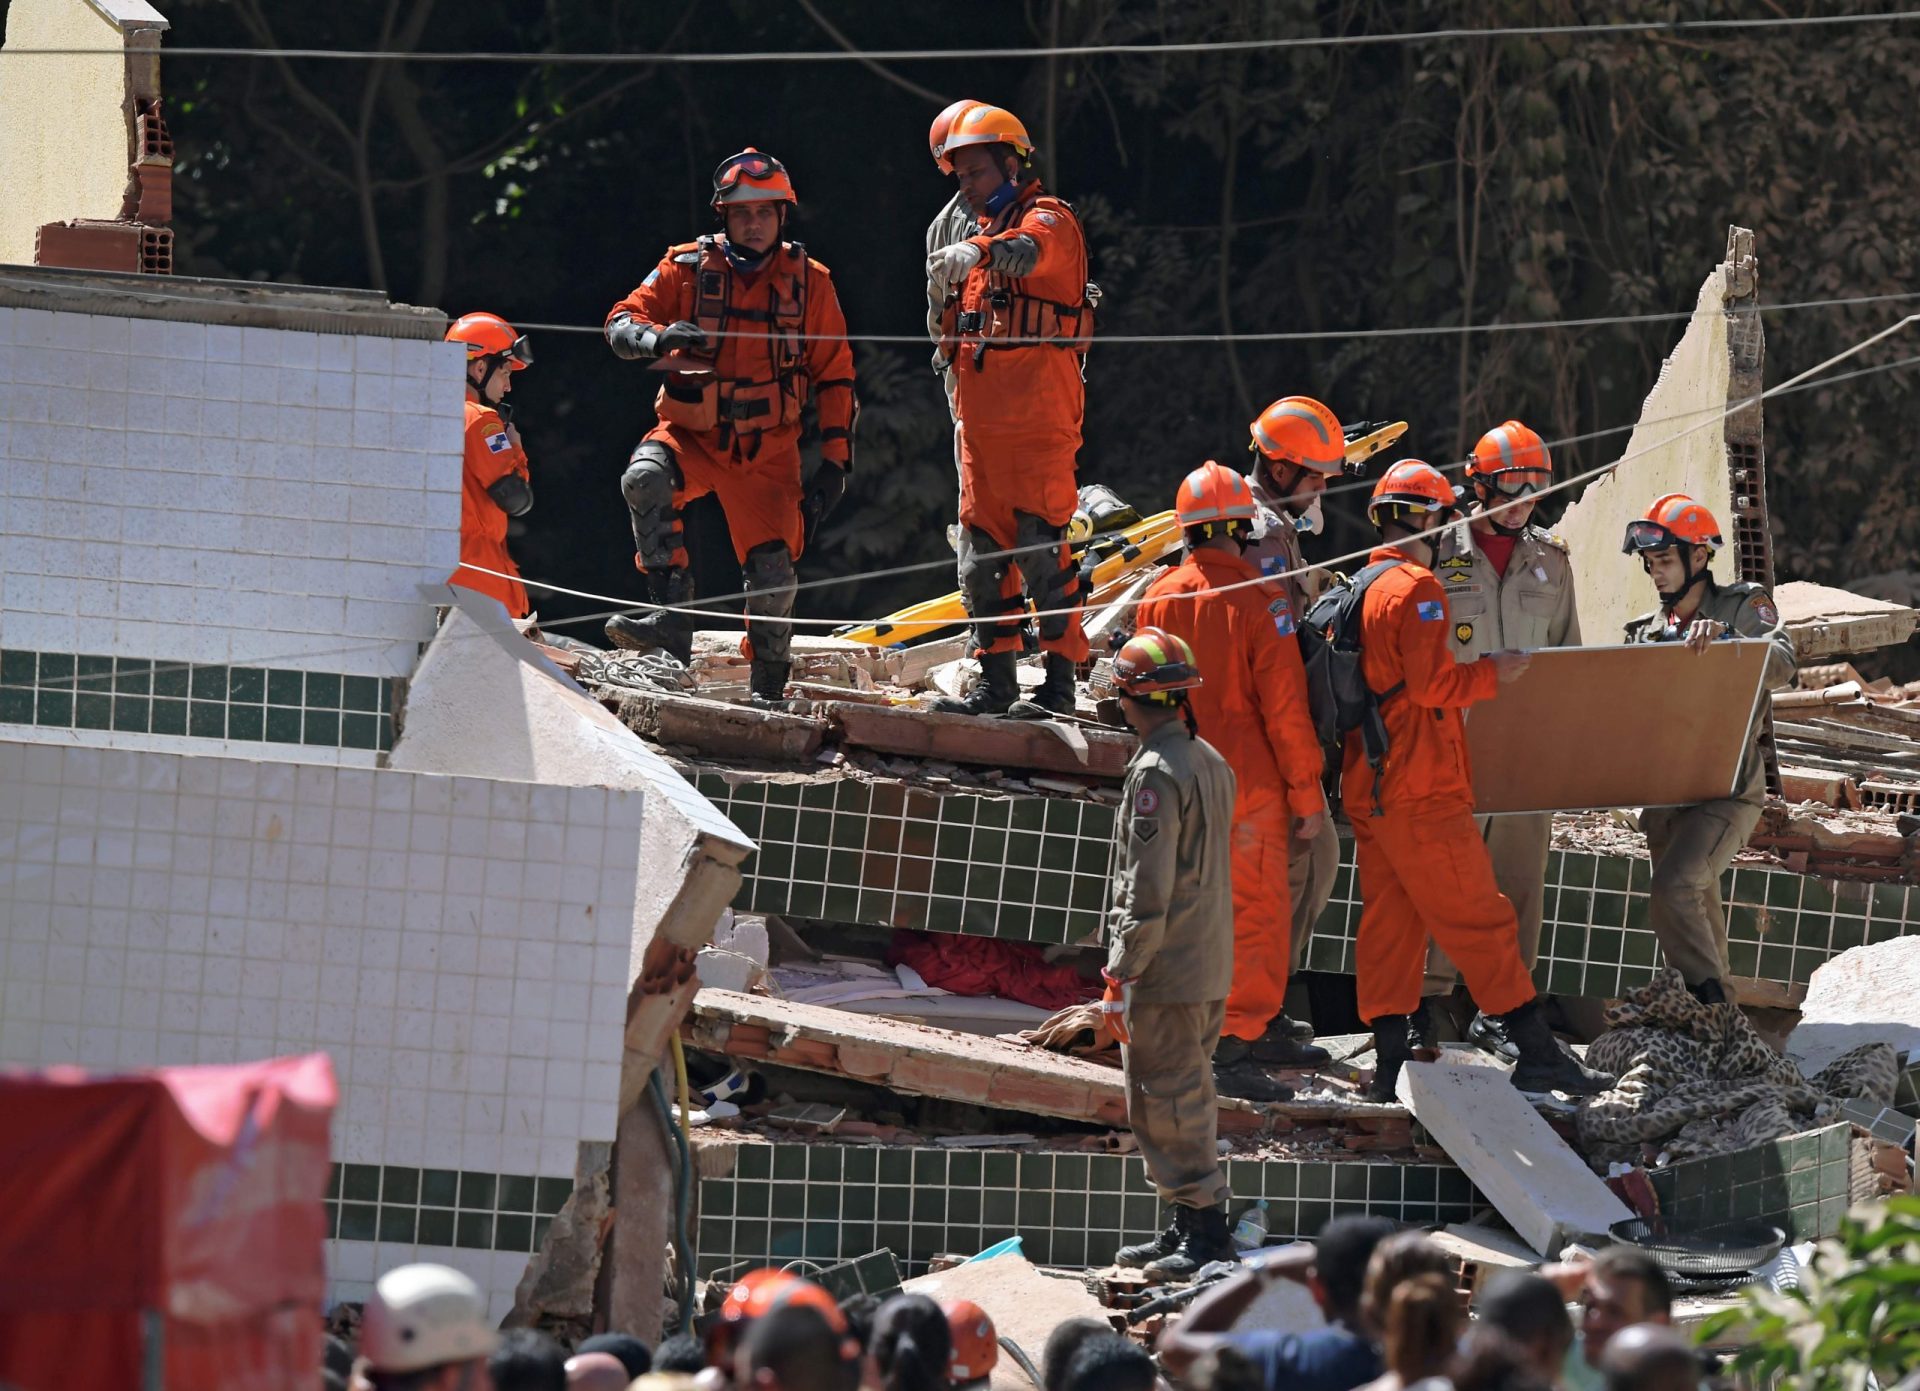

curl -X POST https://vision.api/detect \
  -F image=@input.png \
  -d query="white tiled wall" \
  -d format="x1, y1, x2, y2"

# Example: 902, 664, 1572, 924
0, 308, 462, 676
0, 740, 637, 1174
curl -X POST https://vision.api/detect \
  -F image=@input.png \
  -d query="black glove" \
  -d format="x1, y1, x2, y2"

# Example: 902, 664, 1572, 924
649, 320, 710, 357
800, 461, 849, 546
606, 316, 709, 360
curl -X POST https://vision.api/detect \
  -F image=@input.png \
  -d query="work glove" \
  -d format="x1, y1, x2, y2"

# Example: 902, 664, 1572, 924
1099, 971, 1136, 1046
926, 241, 984, 296
800, 459, 850, 547
648, 320, 710, 357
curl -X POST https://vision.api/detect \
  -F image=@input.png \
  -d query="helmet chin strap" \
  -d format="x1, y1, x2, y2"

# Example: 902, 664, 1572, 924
1648, 552, 1711, 612
468, 359, 511, 415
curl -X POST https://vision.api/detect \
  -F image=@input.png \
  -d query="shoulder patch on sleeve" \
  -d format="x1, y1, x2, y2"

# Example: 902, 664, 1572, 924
1749, 594, 1779, 627
1134, 785, 1159, 816
1416, 599, 1445, 622
1267, 596, 1297, 637
485, 431, 512, 454
1130, 816, 1160, 844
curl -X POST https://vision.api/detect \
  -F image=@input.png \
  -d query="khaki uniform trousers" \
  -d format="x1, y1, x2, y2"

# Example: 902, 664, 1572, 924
1286, 816, 1340, 973
1639, 797, 1763, 987
1423, 811, 1551, 997
1122, 999, 1231, 1209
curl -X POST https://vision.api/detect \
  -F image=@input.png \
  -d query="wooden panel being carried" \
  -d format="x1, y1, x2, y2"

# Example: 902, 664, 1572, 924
1466, 641, 1772, 814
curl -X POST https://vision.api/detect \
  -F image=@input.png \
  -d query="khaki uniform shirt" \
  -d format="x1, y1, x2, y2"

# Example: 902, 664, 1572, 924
926, 191, 976, 414
1105, 720, 1237, 1003
1432, 520, 1581, 660
1243, 471, 1315, 622
1625, 579, 1797, 805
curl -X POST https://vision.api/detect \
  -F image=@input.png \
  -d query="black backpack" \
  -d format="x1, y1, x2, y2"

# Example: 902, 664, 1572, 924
1300, 559, 1406, 816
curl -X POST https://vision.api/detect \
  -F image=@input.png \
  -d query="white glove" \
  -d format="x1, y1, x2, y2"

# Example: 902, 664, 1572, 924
926, 241, 984, 296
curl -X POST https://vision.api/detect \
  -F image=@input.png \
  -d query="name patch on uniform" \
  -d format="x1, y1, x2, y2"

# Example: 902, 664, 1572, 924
1416, 600, 1445, 622
1268, 597, 1296, 637
1752, 597, 1779, 626
1455, 623, 1473, 644
1135, 787, 1159, 815
485, 431, 512, 453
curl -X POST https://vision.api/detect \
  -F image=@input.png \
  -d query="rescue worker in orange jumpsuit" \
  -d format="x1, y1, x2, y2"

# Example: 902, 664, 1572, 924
1240, 395, 1348, 1029
445, 312, 535, 617
603, 148, 858, 705
1424, 420, 1580, 1061
1135, 462, 1332, 1097
1349, 462, 1612, 1102
926, 105, 1095, 718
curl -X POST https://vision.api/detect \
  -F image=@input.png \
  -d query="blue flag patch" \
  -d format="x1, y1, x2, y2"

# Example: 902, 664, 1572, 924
1268, 597, 1296, 637
485, 431, 511, 454
1416, 600, 1445, 622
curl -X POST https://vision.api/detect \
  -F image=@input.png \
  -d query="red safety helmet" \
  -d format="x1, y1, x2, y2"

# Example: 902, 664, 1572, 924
944, 1299, 999, 1384
712, 147, 798, 208
1366, 460, 1463, 529
1466, 420, 1552, 498
445, 312, 531, 371
1113, 627, 1203, 704
1175, 460, 1258, 529
1249, 396, 1346, 475
1622, 493, 1723, 555
709, 1269, 853, 1367
930, 98, 982, 173
941, 104, 1035, 160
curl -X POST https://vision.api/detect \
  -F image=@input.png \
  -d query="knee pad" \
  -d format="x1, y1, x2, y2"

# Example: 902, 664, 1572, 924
621, 441, 681, 508
742, 541, 797, 617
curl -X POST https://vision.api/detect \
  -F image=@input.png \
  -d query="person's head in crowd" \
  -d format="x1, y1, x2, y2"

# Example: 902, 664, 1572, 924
490, 1329, 566, 1391
835, 1294, 882, 1389
736, 1303, 855, 1391
942, 1299, 998, 1389
652, 1333, 707, 1375
357, 1263, 500, 1391
1060, 1333, 1156, 1391
1182, 1343, 1263, 1391
1379, 1272, 1464, 1386
1357, 1231, 1455, 1341
712, 1269, 853, 1385
1447, 1326, 1555, 1391
1477, 1271, 1574, 1385
578, 1333, 652, 1381
1310, 1216, 1400, 1326
1041, 1318, 1110, 1391
564, 1351, 634, 1391
1597, 1324, 1700, 1391
868, 1294, 952, 1391
1580, 1246, 1673, 1367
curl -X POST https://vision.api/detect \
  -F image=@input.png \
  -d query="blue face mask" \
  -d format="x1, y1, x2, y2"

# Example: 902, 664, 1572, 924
983, 178, 1019, 216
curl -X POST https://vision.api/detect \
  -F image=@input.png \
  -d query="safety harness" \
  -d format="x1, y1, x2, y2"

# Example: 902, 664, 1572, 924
939, 187, 1098, 370
654, 235, 811, 447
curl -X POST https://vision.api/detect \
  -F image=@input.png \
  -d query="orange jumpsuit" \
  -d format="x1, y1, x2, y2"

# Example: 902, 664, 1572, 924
608, 239, 856, 565
948, 182, 1092, 661
1137, 548, 1326, 1039
450, 395, 530, 617
1342, 545, 1537, 1025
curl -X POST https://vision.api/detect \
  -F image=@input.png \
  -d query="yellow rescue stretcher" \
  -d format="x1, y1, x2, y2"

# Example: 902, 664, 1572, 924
836, 421, 1408, 648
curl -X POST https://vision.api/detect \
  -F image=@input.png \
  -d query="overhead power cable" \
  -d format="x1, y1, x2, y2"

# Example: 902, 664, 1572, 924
4, 8, 1919, 63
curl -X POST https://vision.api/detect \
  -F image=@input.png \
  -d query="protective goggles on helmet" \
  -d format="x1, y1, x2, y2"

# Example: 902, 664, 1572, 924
1477, 469, 1549, 500
714, 150, 784, 191
502, 335, 533, 368
1621, 518, 1695, 555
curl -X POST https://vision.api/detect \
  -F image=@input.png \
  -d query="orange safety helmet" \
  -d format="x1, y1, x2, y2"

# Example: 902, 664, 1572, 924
446, 312, 531, 370
1113, 626, 1203, 704
941, 104, 1035, 160
944, 1299, 999, 1383
712, 147, 798, 208
930, 98, 982, 173
709, 1269, 853, 1365
1175, 460, 1258, 529
1622, 493, 1723, 555
1249, 396, 1346, 475
1466, 420, 1552, 497
1366, 460, 1463, 529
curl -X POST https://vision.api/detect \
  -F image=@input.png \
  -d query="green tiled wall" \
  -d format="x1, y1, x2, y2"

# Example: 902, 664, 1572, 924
693, 772, 1116, 945
1648, 1123, 1855, 1242
0, 648, 394, 752
326, 1163, 572, 1254
690, 1141, 1484, 1277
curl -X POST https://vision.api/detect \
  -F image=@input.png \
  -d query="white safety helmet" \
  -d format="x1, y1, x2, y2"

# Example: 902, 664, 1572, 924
359, 1264, 499, 1373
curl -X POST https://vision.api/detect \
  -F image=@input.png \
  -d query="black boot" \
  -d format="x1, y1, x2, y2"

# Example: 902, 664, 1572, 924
1114, 1208, 1185, 1269
1466, 1010, 1521, 1065
749, 659, 794, 710
1503, 999, 1615, 1097
605, 568, 694, 664
932, 650, 1021, 717
1366, 1013, 1417, 1103
1213, 1037, 1296, 1104
1008, 653, 1077, 718
1143, 1204, 1237, 1279
1270, 1012, 1315, 1043
1688, 977, 1731, 1007
1249, 1019, 1332, 1070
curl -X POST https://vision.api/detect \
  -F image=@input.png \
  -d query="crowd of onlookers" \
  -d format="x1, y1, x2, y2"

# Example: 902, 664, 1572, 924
330, 1214, 1706, 1391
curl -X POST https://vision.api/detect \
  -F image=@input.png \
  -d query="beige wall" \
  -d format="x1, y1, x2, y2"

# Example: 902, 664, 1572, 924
0, 0, 167, 266
1557, 266, 1737, 645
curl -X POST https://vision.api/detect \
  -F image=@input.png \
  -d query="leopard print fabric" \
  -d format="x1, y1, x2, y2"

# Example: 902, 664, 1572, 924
1576, 968, 1898, 1167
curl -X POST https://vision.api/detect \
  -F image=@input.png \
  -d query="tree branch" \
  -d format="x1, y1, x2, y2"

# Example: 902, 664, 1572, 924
791, 0, 947, 104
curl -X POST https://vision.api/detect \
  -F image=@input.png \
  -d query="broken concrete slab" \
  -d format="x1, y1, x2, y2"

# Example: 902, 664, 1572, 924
1787, 937, 1920, 1079
1396, 1057, 1632, 1255
695, 947, 766, 996
905, 1253, 1112, 1391
613, 690, 826, 764
823, 701, 1136, 780
1774, 581, 1920, 660
1430, 1222, 1539, 1304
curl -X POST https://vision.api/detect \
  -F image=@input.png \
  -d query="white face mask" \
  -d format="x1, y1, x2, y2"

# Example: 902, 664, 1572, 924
1293, 495, 1325, 536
